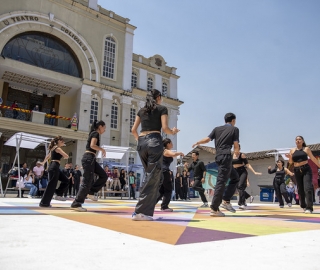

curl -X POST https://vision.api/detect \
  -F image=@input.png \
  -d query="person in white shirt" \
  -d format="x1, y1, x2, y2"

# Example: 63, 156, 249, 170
24, 170, 38, 198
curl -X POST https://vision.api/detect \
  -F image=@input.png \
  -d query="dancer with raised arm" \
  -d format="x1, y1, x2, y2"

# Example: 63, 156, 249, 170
71, 120, 108, 212
192, 113, 240, 217
39, 136, 69, 207
157, 138, 184, 211
285, 136, 320, 214
131, 89, 179, 221
268, 160, 294, 208
232, 145, 262, 209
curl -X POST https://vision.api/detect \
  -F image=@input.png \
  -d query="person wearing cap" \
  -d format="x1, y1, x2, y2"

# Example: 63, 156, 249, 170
33, 161, 44, 197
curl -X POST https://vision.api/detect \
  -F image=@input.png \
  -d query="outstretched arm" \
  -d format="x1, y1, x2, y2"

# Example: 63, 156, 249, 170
192, 137, 210, 148
163, 149, 184, 158
306, 147, 320, 168
246, 164, 262, 175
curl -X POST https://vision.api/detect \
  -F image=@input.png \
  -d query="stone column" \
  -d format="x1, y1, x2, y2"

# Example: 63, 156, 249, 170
77, 84, 94, 132
101, 90, 114, 145
120, 96, 133, 147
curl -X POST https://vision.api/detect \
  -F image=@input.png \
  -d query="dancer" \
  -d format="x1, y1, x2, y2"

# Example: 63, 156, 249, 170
39, 136, 69, 207
285, 135, 320, 214
232, 145, 262, 209
268, 160, 294, 208
131, 89, 179, 221
191, 112, 240, 217
184, 151, 209, 207
71, 120, 108, 212
157, 138, 184, 211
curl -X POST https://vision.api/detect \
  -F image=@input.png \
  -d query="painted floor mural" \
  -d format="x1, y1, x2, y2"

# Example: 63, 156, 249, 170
0, 198, 319, 245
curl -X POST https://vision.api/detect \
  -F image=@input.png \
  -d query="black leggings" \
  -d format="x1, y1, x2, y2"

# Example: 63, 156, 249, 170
236, 166, 248, 205
157, 170, 173, 209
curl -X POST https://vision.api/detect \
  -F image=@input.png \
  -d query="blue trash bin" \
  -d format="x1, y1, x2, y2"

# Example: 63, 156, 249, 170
260, 188, 274, 202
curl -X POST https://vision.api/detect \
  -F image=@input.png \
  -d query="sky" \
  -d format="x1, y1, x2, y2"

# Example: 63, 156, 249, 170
101, 0, 320, 155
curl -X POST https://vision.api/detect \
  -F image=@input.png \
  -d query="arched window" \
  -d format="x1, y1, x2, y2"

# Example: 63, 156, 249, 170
162, 82, 168, 97
147, 77, 153, 91
1, 31, 82, 77
103, 37, 116, 79
131, 72, 137, 88
90, 96, 99, 124
111, 100, 118, 129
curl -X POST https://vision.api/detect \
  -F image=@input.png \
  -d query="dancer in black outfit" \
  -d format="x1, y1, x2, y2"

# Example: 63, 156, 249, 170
131, 89, 179, 221
285, 136, 320, 214
71, 120, 107, 212
184, 151, 209, 207
192, 113, 240, 217
157, 138, 184, 211
232, 145, 262, 210
39, 136, 69, 207
181, 170, 190, 201
268, 160, 294, 208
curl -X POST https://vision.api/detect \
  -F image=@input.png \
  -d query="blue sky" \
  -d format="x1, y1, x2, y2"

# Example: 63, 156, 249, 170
101, 0, 320, 155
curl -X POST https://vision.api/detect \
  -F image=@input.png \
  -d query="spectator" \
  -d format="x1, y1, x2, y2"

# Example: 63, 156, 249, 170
16, 163, 28, 198
175, 172, 183, 200
72, 165, 82, 197
24, 170, 38, 198
181, 170, 190, 201
119, 169, 127, 191
33, 105, 39, 111
286, 179, 296, 204
33, 161, 44, 197
11, 100, 18, 119
105, 166, 113, 191
128, 171, 136, 200
111, 167, 121, 191
49, 108, 56, 126
62, 163, 72, 198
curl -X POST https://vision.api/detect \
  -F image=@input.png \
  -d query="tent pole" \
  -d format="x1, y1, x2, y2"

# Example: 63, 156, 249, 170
16, 135, 23, 198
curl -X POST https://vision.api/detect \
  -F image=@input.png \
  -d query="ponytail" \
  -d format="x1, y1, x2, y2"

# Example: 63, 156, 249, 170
49, 136, 63, 151
144, 89, 161, 114
90, 120, 105, 133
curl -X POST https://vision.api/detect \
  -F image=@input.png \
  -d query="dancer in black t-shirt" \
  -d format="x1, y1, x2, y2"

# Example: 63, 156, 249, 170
71, 120, 108, 212
192, 113, 240, 217
131, 89, 180, 221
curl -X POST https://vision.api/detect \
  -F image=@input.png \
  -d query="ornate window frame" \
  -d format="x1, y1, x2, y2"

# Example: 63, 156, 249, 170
102, 35, 117, 80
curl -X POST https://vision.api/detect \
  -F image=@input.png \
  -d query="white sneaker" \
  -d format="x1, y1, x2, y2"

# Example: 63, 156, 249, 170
239, 205, 246, 210
132, 212, 153, 221
200, 203, 209, 208
161, 208, 173, 212
54, 195, 67, 201
72, 206, 87, 212
87, 194, 98, 201
27, 195, 32, 199
249, 196, 254, 203
287, 203, 292, 207
210, 209, 225, 217
305, 209, 312, 214
220, 201, 236, 213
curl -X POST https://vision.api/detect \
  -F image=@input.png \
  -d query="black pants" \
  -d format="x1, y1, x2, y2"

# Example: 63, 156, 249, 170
236, 166, 248, 206
134, 133, 163, 217
273, 178, 290, 206
175, 181, 183, 200
157, 170, 173, 210
40, 162, 69, 206
182, 182, 188, 200
73, 180, 80, 196
72, 153, 107, 206
192, 178, 208, 203
294, 164, 314, 211
211, 154, 239, 211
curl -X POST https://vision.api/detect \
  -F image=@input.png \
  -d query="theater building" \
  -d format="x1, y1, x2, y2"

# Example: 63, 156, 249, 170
0, 0, 183, 169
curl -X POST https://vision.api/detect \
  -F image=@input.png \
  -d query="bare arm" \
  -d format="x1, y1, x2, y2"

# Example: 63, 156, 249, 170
192, 137, 211, 148
246, 163, 262, 175
305, 147, 320, 168
285, 149, 294, 164
163, 149, 184, 158
161, 114, 179, 135
285, 168, 294, 177
131, 115, 140, 141
233, 141, 240, 155
41, 152, 51, 165
90, 138, 106, 157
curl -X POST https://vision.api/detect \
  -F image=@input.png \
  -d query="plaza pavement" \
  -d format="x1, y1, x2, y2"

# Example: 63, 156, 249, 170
0, 196, 319, 270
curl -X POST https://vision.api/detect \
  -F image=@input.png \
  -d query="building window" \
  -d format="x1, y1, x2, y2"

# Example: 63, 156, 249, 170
129, 157, 134, 165
103, 37, 116, 79
130, 108, 136, 130
162, 82, 168, 97
147, 77, 153, 91
90, 97, 99, 124
111, 102, 118, 129
131, 72, 137, 88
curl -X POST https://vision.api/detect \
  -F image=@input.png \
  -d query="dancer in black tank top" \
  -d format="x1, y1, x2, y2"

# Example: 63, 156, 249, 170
156, 138, 184, 212
268, 159, 294, 208
39, 136, 69, 207
286, 135, 320, 214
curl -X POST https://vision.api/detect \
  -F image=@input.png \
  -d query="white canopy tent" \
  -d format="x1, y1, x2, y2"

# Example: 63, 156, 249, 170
4, 132, 52, 198
97, 145, 138, 198
266, 148, 292, 162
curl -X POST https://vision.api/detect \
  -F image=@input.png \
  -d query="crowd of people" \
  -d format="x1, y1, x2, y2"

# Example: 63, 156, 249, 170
8, 89, 320, 218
